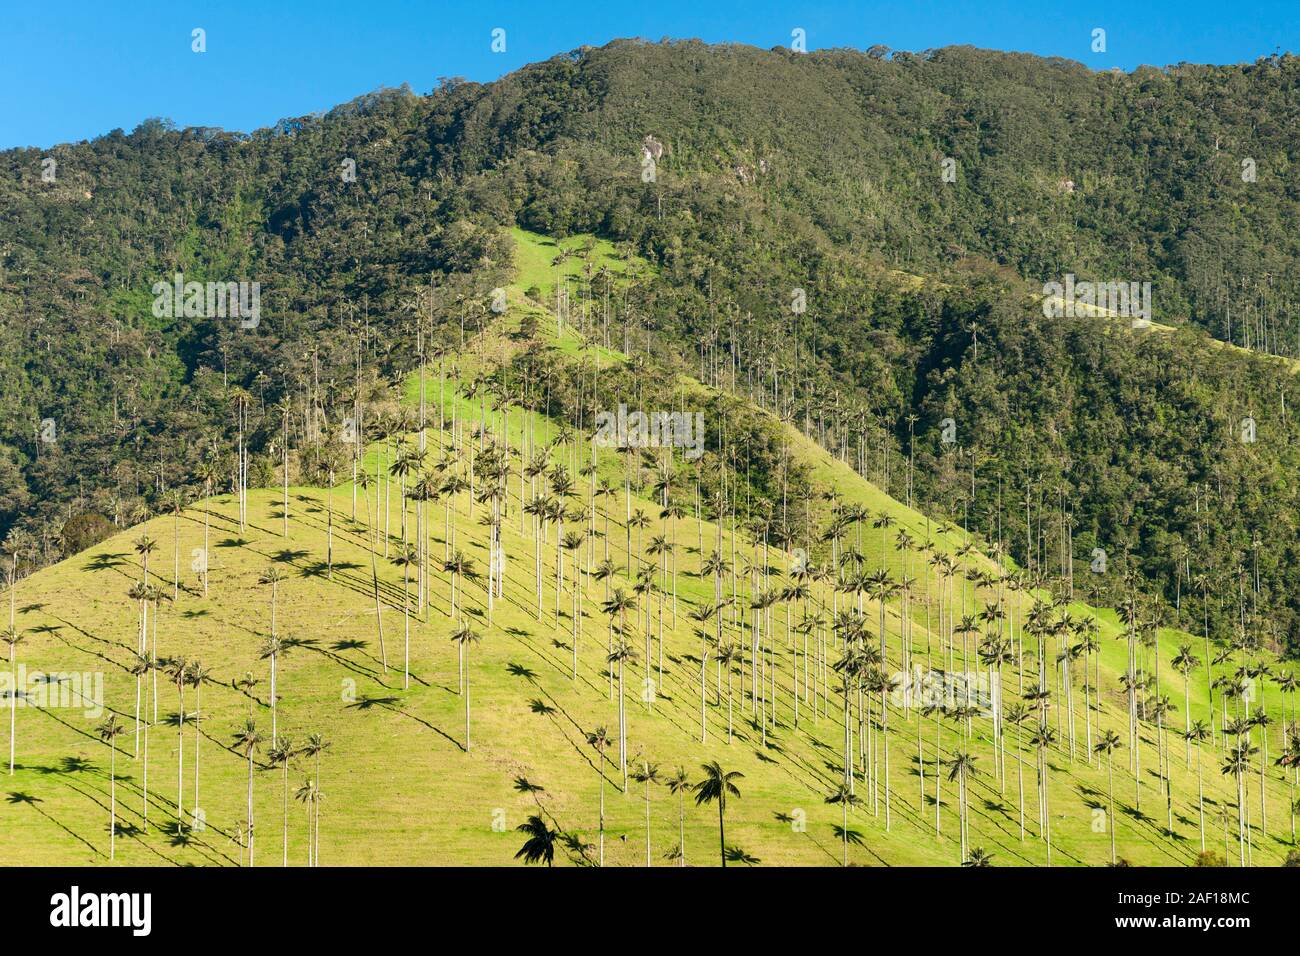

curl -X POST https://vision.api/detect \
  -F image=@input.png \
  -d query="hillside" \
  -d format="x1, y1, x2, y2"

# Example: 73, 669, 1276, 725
2, 240, 1295, 867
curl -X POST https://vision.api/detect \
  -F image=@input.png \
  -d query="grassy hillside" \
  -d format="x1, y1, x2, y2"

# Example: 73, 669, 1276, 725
1, 236, 1295, 868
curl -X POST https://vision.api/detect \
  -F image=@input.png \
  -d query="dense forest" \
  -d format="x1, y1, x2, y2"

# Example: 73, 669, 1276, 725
0, 39, 1297, 653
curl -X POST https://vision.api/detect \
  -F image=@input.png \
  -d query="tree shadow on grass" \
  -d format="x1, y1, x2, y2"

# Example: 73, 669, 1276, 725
6, 791, 102, 857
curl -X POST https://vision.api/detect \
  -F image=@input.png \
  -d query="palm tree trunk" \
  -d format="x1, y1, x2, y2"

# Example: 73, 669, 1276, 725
718, 799, 726, 868
109, 745, 116, 860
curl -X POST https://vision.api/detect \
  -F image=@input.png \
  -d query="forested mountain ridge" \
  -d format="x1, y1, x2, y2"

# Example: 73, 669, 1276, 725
0, 39, 1297, 656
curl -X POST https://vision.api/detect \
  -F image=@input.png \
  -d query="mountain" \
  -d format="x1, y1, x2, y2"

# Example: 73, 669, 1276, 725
0, 40, 1297, 866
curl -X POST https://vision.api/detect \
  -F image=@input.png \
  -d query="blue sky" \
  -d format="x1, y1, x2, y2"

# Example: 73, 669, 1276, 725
3, 0, 1297, 149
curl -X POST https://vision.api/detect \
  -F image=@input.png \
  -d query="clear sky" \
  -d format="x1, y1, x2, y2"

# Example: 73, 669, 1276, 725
3, 0, 1297, 149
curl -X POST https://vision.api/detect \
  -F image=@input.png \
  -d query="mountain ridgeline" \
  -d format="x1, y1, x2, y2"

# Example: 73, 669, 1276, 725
0, 39, 1298, 654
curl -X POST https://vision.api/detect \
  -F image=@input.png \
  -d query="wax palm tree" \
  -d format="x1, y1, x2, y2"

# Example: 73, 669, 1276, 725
5, 627, 25, 774
450, 623, 483, 751
514, 814, 559, 866
1029, 722, 1057, 863
963, 847, 994, 867
694, 761, 743, 867
259, 635, 290, 740
294, 778, 318, 866
628, 508, 651, 569
258, 564, 287, 639
665, 766, 692, 866
687, 601, 718, 742
1276, 732, 1300, 846
301, 733, 330, 865
232, 719, 264, 866
945, 752, 979, 862
188, 661, 211, 827
631, 759, 662, 866
826, 782, 863, 866
1, 530, 28, 628
195, 455, 221, 596
717, 642, 741, 742
164, 488, 187, 602
1185, 718, 1211, 850
133, 533, 157, 585
163, 656, 190, 830
1171, 644, 1200, 767
1221, 741, 1256, 866
96, 714, 125, 859
268, 735, 295, 867
127, 651, 150, 759
586, 725, 612, 866
607, 638, 638, 790
1094, 729, 1123, 864
444, 550, 476, 621
392, 544, 419, 688
355, 471, 388, 671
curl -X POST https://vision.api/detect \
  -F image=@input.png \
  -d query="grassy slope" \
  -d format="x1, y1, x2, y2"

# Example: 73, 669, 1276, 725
1, 234, 1294, 868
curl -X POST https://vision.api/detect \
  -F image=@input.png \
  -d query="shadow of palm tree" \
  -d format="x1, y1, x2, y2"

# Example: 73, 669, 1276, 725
725, 845, 761, 865
507, 663, 538, 682
348, 695, 399, 711
831, 824, 867, 848
7, 790, 102, 855
84, 553, 129, 572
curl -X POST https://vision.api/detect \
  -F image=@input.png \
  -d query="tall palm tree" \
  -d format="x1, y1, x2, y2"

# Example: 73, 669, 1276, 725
444, 550, 476, 621
1185, 719, 1211, 851
294, 778, 318, 866
694, 761, 743, 867
355, 471, 389, 671
301, 733, 330, 865
163, 656, 190, 830
514, 814, 559, 866
630, 759, 662, 866
665, 766, 692, 866
258, 565, 287, 639
1094, 729, 1123, 864
133, 533, 157, 586
1005, 701, 1031, 840
259, 635, 289, 740
826, 782, 863, 866
392, 544, 419, 688
1029, 722, 1057, 863
449, 624, 483, 751
1171, 644, 1200, 767
127, 651, 150, 763
606, 639, 638, 790
5, 627, 25, 774
195, 456, 220, 596
1221, 741, 1256, 867
945, 751, 979, 863
96, 714, 125, 859
585, 725, 612, 866
233, 719, 264, 866
268, 735, 295, 867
